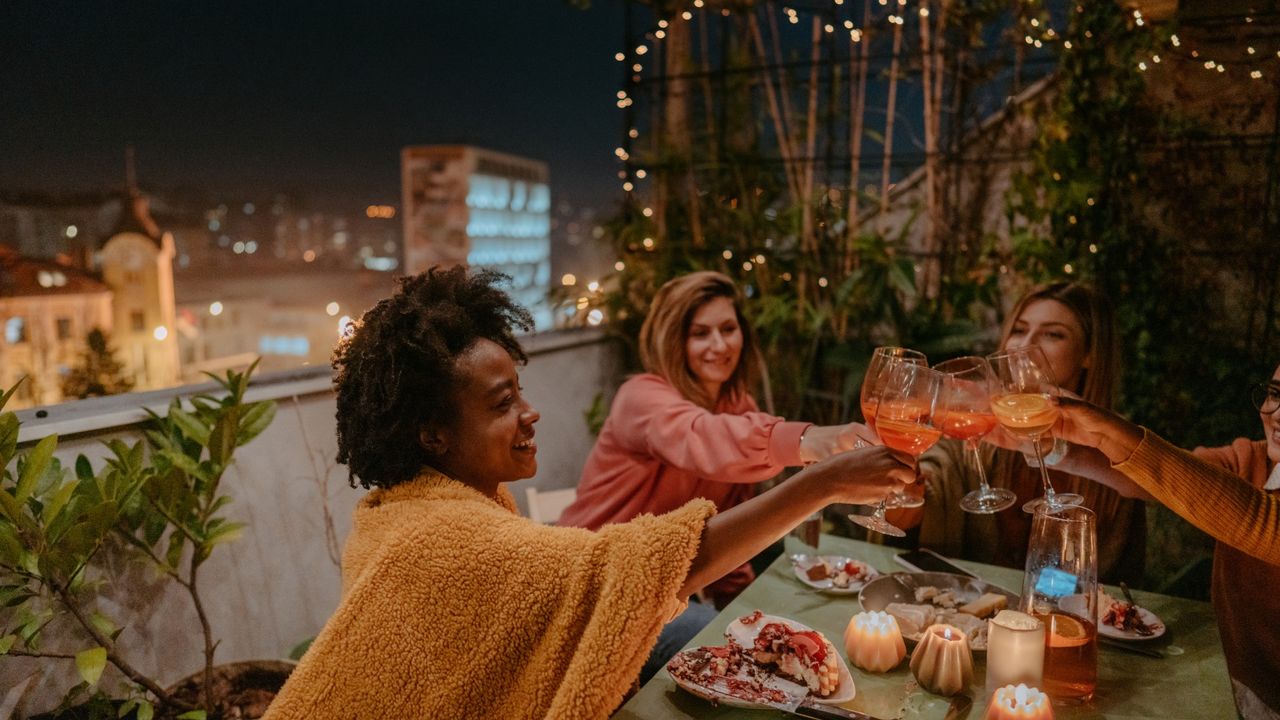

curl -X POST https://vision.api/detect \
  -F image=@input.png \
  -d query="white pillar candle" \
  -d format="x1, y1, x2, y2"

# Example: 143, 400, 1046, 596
986, 610, 1045, 694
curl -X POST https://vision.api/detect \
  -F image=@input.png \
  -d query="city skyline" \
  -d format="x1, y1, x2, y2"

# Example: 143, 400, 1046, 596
0, 1, 626, 213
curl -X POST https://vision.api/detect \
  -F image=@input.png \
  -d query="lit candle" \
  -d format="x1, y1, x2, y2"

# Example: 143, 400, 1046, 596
909, 624, 974, 696
986, 610, 1045, 694
984, 683, 1054, 720
843, 611, 907, 673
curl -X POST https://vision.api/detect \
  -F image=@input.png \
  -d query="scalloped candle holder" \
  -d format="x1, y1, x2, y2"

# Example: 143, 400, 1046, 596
909, 623, 974, 696
844, 611, 907, 673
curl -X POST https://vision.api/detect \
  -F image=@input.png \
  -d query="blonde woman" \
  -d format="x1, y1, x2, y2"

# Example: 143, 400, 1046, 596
900, 282, 1145, 585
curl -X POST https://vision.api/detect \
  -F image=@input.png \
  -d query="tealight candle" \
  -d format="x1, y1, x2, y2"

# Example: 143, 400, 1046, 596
843, 611, 907, 673
986, 610, 1045, 694
909, 623, 974, 696
984, 683, 1054, 720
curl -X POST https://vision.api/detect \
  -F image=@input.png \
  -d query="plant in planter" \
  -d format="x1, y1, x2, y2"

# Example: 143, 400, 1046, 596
0, 363, 279, 719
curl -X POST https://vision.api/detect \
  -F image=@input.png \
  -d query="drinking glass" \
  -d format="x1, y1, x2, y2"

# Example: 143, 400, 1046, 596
1020, 504, 1098, 703
850, 362, 944, 537
934, 356, 1016, 514
860, 346, 928, 510
987, 346, 1083, 514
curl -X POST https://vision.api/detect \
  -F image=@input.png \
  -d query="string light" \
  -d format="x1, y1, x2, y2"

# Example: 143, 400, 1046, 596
635, 45, 648, 55
615, 261, 626, 271
1252, 70, 1264, 79
742, 261, 753, 271
655, 29, 666, 39
614, 52, 624, 61
818, 277, 829, 287
919, 7, 929, 17
681, 10, 692, 20
824, 23, 834, 33
635, 169, 647, 178
642, 236, 655, 248
658, 19, 668, 28
622, 182, 634, 192
723, 249, 733, 260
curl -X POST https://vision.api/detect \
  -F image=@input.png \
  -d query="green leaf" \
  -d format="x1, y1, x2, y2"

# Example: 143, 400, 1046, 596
176, 711, 207, 720
118, 699, 138, 718
75, 455, 95, 482
136, 700, 155, 720
205, 521, 245, 549
0, 522, 23, 567
88, 612, 117, 640
75, 646, 108, 686
169, 408, 211, 446
207, 411, 239, 466
0, 413, 18, 464
0, 490, 23, 526
165, 531, 186, 568
0, 634, 15, 654
42, 478, 78, 525
0, 381, 20, 412
236, 401, 276, 445
16, 435, 58, 504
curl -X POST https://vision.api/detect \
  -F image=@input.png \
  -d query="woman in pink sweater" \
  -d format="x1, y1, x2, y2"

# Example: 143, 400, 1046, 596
561, 272, 870, 594
558, 272, 874, 679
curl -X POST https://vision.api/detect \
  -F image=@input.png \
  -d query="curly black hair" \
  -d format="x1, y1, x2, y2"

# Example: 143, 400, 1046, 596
332, 266, 533, 489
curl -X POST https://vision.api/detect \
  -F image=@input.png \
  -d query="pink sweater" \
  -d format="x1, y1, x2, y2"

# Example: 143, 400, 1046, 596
558, 374, 809, 601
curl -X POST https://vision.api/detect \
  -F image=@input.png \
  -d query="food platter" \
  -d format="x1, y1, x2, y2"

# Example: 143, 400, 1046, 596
1061, 593, 1166, 641
667, 611, 856, 709
858, 571, 1020, 652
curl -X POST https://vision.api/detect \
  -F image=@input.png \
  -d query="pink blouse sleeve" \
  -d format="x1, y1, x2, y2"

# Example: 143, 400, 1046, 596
610, 375, 809, 483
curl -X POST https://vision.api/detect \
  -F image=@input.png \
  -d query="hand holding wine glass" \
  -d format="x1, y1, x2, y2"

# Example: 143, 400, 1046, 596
934, 356, 1016, 514
987, 346, 1084, 514
850, 362, 944, 537
860, 346, 928, 509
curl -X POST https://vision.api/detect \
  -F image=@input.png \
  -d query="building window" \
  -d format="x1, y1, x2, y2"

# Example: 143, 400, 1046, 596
5, 317, 26, 344
56, 317, 72, 340
130, 311, 146, 333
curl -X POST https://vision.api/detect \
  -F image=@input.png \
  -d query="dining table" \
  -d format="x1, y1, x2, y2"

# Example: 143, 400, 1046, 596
613, 534, 1232, 720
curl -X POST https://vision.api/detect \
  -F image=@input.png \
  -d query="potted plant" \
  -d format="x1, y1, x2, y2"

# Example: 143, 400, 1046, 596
0, 363, 285, 719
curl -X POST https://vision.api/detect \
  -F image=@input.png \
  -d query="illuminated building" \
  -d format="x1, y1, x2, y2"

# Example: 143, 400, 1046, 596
401, 145, 552, 328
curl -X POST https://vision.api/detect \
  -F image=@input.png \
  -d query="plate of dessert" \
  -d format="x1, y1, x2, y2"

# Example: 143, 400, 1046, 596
791, 555, 879, 594
666, 610, 855, 709
1062, 591, 1165, 641
858, 572, 1019, 652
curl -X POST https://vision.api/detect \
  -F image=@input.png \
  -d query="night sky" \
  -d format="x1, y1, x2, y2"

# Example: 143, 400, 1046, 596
0, 1, 627, 211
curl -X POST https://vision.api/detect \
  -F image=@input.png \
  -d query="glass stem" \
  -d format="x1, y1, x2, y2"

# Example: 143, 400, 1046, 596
968, 440, 991, 493
1032, 435, 1057, 502
872, 499, 888, 520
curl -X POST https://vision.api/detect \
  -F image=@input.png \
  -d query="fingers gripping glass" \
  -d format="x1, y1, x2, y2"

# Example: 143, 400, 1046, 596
1251, 382, 1280, 414
851, 362, 944, 537
859, 346, 928, 511
987, 346, 1083, 514
934, 356, 1017, 514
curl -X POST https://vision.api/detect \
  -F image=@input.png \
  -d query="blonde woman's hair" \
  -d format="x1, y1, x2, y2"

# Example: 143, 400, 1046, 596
999, 281, 1119, 408
638, 271, 761, 409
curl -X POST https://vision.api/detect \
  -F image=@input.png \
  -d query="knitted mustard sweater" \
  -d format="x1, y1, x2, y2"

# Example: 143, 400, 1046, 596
263, 470, 714, 719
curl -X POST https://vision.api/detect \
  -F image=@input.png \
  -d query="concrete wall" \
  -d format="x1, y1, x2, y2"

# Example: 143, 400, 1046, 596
1, 327, 621, 716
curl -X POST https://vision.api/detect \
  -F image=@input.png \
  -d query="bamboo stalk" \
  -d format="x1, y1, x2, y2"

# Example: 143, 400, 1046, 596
879, 7, 905, 220
845, 0, 872, 275
919, 0, 939, 296
749, 13, 803, 204
801, 16, 823, 252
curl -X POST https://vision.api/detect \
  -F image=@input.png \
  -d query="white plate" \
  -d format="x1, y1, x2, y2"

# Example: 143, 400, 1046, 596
1060, 594, 1165, 641
724, 612, 856, 704
668, 612, 856, 708
791, 554, 879, 594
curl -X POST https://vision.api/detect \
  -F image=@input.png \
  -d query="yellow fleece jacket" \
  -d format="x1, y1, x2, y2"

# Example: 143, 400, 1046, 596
263, 470, 714, 720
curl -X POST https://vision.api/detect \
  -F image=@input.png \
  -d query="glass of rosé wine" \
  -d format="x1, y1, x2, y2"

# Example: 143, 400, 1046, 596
934, 356, 1017, 514
850, 361, 944, 537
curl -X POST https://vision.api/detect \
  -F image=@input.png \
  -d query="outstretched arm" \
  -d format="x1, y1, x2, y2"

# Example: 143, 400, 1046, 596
679, 446, 912, 598
1055, 397, 1280, 564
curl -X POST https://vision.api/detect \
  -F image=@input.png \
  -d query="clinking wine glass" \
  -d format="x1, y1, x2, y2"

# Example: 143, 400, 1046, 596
850, 362, 944, 537
987, 346, 1083, 514
934, 356, 1017, 514
860, 346, 928, 510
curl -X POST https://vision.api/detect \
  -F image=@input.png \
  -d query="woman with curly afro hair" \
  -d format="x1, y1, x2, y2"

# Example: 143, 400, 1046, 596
264, 266, 913, 720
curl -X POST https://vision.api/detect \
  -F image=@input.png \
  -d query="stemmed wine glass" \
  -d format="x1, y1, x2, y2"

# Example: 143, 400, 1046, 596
860, 346, 928, 510
850, 362, 944, 537
934, 356, 1017, 514
987, 346, 1084, 514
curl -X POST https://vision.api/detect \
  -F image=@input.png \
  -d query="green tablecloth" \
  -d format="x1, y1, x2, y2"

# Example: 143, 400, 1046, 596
615, 534, 1231, 719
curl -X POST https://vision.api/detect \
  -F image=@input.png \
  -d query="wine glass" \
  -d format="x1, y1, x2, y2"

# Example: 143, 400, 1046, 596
860, 346, 928, 510
934, 356, 1017, 514
850, 362, 944, 537
987, 346, 1083, 514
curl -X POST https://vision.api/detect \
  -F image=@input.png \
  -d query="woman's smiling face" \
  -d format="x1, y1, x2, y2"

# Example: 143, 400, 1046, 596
432, 338, 540, 490
1003, 298, 1090, 392
684, 296, 743, 401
